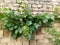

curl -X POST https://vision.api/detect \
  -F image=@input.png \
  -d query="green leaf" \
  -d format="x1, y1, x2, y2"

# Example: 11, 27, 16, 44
14, 26, 18, 29
23, 25, 29, 30
22, 13, 27, 18
6, 23, 11, 28
11, 32, 17, 39
34, 23, 40, 29
15, 30, 19, 34
42, 18, 48, 23
18, 27, 23, 34
26, 21, 32, 26
0, 14, 3, 20
30, 26, 35, 31
8, 27, 14, 31
27, 33, 33, 40
1, 8, 10, 13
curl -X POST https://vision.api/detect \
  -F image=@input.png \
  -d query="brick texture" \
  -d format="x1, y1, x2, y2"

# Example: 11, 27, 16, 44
0, 0, 60, 45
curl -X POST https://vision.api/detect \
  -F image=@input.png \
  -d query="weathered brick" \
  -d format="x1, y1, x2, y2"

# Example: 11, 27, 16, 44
9, 37, 16, 42
16, 37, 23, 45
3, 29, 10, 37
0, 0, 3, 3
32, 7, 38, 11
37, 5, 43, 8
43, 39, 49, 43
13, 4, 19, 7
32, 4, 37, 8
7, 37, 16, 45
41, 1, 52, 5
6, 3, 13, 6
10, 0, 16, 3
0, 3, 6, 7
35, 35, 44, 40
52, 22, 60, 27
0, 43, 7, 45
34, 1, 40, 4
5, 0, 16, 3
57, 0, 60, 2
8, 42, 15, 45
5, 0, 11, 3
53, 1, 59, 5
28, 1, 35, 4
9, 6, 18, 10
22, 38, 29, 45
42, 0, 52, 2
37, 39, 49, 44
49, 42, 55, 45
16, 42, 22, 45
1, 38, 10, 43
37, 43, 49, 45
30, 40, 36, 45
0, 30, 3, 38
32, 12, 38, 14
41, 28, 46, 34
1, 38, 15, 45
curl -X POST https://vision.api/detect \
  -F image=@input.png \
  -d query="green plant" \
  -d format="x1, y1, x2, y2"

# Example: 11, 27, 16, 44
45, 28, 60, 45
53, 6, 60, 21
0, 10, 55, 40
54, 6, 60, 14
36, 13, 55, 26
0, 0, 55, 40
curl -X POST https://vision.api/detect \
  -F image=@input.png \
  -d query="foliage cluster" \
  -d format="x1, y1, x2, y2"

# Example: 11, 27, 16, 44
45, 28, 60, 45
0, 0, 59, 40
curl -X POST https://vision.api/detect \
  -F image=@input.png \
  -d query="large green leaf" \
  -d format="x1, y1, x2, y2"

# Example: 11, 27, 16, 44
0, 8, 10, 13
26, 21, 32, 26
0, 14, 3, 20
42, 18, 48, 23
27, 33, 33, 40
34, 23, 40, 29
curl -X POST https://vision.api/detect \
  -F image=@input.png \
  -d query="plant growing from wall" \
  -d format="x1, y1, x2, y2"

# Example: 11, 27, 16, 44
0, 0, 55, 40
45, 28, 60, 45
53, 6, 60, 21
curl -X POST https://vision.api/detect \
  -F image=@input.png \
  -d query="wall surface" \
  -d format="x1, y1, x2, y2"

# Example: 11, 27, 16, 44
0, 0, 60, 14
0, 0, 60, 45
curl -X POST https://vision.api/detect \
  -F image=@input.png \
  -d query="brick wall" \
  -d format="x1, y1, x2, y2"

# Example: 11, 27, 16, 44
0, 0, 60, 45
0, 0, 60, 14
